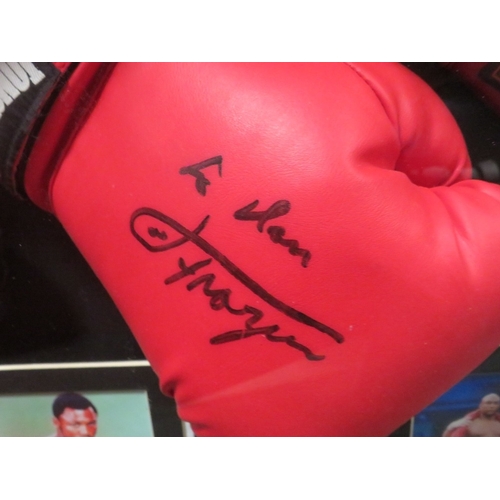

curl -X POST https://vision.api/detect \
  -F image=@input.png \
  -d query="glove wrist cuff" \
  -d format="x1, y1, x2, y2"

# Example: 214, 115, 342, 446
0, 62, 116, 212
24, 62, 116, 212
0, 62, 73, 197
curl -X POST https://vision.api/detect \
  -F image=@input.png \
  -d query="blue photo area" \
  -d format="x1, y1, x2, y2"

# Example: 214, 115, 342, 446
412, 373, 500, 437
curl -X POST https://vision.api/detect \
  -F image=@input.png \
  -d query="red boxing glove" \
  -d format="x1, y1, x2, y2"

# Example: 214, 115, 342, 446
3, 62, 500, 436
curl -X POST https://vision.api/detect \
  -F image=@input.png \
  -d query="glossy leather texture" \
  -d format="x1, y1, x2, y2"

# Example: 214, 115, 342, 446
23, 63, 500, 435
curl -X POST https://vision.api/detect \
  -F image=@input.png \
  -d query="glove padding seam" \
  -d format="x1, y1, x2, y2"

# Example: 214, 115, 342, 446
343, 62, 403, 152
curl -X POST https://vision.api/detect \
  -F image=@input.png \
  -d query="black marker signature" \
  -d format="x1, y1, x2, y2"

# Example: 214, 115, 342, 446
179, 156, 223, 196
130, 208, 343, 345
234, 199, 291, 232
234, 200, 312, 267
164, 256, 325, 361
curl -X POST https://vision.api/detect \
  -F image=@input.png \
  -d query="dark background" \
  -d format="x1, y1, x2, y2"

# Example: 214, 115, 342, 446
1, 63, 500, 436
0, 189, 145, 363
403, 62, 500, 180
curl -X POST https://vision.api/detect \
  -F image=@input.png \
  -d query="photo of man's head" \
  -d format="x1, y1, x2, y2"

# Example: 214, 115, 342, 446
0, 389, 155, 436
52, 392, 98, 437
412, 372, 500, 437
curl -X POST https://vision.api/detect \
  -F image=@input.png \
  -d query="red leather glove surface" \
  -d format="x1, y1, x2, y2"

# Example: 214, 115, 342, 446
5, 62, 500, 436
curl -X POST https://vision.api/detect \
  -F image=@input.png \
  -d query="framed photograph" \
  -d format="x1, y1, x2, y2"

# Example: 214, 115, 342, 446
411, 348, 500, 437
0, 360, 185, 437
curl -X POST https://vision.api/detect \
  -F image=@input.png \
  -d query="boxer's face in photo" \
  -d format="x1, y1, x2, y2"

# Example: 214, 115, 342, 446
53, 407, 98, 437
479, 394, 500, 417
